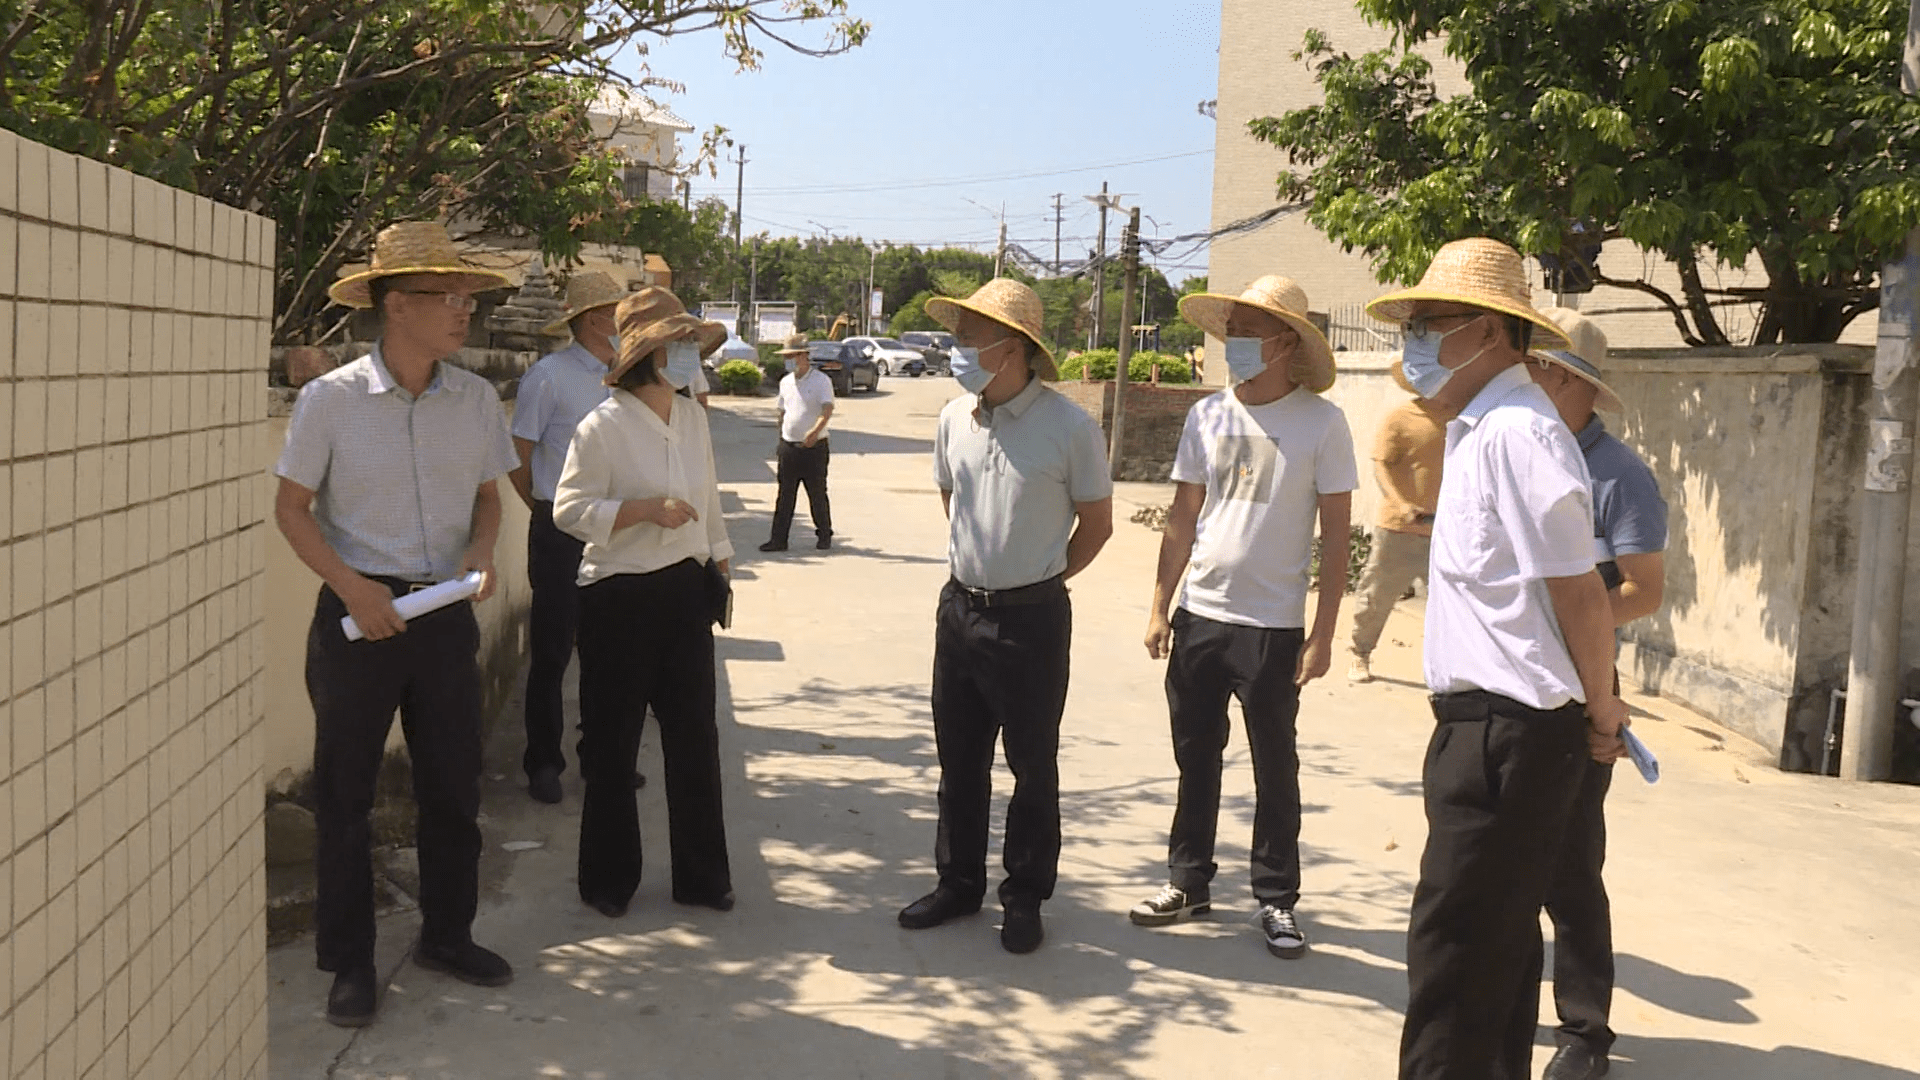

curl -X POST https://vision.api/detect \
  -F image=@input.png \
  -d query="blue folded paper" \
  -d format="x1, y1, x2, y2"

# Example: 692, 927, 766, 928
1622, 727, 1659, 784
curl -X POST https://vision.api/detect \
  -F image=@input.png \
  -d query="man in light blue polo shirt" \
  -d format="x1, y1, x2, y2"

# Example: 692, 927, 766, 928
508, 271, 622, 805
1528, 307, 1668, 1080
896, 279, 1114, 955
274, 222, 520, 1027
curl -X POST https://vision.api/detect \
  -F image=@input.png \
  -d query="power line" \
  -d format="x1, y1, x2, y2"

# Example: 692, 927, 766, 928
695, 148, 1212, 197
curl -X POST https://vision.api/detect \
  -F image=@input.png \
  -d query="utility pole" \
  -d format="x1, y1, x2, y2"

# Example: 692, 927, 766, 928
993, 216, 1008, 279
730, 144, 747, 302
1051, 193, 1065, 274
1110, 207, 1141, 479
747, 239, 759, 341
1841, 0, 1920, 781
1090, 181, 1109, 349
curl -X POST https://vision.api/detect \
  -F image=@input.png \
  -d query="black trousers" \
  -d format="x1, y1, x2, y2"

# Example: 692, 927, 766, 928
769, 438, 831, 542
575, 560, 731, 907
929, 579, 1071, 908
1546, 759, 1616, 1054
524, 500, 586, 779
1400, 692, 1588, 1080
306, 582, 483, 972
1163, 610, 1306, 907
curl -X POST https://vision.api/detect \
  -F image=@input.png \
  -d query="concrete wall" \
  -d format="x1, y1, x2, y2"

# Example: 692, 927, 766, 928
2, 130, 270, 1077
1326, 347, 1885, 769
1055, 380, 1213, 482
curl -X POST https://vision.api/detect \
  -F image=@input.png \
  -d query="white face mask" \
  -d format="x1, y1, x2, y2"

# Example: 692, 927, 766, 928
949, 345, 993, 395
1224, 336, 1271, 382
606, 334, 622, 357
660, 340, 703, 390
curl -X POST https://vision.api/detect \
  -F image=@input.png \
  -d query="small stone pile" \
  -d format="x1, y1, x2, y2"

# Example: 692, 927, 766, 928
487, 256, 565, 351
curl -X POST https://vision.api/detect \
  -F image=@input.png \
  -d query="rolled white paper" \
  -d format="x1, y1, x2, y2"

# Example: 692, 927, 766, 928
342, 571, 485, 642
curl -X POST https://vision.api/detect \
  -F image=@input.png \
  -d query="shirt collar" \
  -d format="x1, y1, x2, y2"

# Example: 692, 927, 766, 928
614, 388, 680, 441
566, 342, 611, 375
366, 343, 446, 398
1575, 413, 1607, 452
979, 375, 1044, 423
1456, 363, 1534, 428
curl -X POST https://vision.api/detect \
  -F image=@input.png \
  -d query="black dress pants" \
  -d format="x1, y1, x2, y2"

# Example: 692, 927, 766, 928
929, 579, 1071, 908
575, 560, 732, 908
307, 582, 483, 972
524, 500, 586, 779
769, 439, 831, 542
1546, 758, 1616, 1055
1163, 610, 1306, 908
1400, 692, 1588, 1080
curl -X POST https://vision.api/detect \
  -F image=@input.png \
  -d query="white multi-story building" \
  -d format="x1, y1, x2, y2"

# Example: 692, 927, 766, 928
591, 85, 695, 204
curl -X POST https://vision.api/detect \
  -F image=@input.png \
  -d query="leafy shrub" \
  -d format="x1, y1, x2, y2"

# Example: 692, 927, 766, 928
1056, 348, 1192, 384
717, 360, 764, 395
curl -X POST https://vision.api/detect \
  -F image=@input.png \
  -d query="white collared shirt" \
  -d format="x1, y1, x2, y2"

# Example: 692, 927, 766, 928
275, 345, 517, 580
511, 343, 611, 501
552, 390, 733, 584
1424, 364, 1596, 708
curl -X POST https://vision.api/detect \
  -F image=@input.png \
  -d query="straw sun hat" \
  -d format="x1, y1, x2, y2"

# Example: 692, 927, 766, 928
1531, 306, 1624, 413
539, 271, 628, 337
328, 221, 512, 309
925, 279, 1057, 380
1365, 237, 1572, 352
605, 286, 727, 386
776, 333, 812, 355
1178, 274, 1335, 392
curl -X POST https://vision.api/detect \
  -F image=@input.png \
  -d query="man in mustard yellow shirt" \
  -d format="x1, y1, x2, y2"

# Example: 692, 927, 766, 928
1347, 364, 1452, 683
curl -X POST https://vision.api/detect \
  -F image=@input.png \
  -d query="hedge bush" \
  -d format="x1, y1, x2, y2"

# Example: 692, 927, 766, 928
1056, 348, 1192, 384
717, 360, 764, 395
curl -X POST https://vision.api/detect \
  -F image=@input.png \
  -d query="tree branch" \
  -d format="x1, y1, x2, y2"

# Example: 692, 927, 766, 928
1592, 270, 1706, 347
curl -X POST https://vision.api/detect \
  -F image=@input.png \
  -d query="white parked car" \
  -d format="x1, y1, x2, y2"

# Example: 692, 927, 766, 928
842, 336, 927, 377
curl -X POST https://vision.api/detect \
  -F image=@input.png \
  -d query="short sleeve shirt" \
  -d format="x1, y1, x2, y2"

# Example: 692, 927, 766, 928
275, 346, 519, 581
934, 379, 1113, 590
1372, 400, 1450, 534
1575, 416, 1669, 590
1171, 388, 1358, 629
510, 343, 611, 501
778, 369, 837, 443
1424, 364, 1596, 708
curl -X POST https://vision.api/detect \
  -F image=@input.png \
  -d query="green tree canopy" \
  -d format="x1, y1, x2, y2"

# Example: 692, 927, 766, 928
1250, 1, 1920, 345
0, 0, 865, 341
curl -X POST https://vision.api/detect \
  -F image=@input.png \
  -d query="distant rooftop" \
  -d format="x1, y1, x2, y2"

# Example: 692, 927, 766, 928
590, 85, 694, 132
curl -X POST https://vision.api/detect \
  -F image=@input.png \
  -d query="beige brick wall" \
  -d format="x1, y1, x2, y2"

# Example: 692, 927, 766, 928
1207, 0, 1873, 367
1, 129, 270, 1078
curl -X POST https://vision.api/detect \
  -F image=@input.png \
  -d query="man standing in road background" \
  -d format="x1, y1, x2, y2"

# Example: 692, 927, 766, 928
898, 278, 1113, 955
1528, 306, 1669, 1080
1348, 362, 1453, 684
761, 333, 837, 553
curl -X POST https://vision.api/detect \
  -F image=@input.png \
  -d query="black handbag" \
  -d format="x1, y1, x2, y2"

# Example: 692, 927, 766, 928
705, 559, 733, 630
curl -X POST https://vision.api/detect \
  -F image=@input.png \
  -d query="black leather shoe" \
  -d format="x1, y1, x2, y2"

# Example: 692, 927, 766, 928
1544, 1043, 1610, 1080
673, 890, 736, 912
897, 887, 981, 930
325, 965, 379, 1027
1001, 905, 1044, 954
758, 539, 788, 553
528, 767, 562, 805
413, 940, 514, 987
632, 771, 647, 790
584, 896, 628, 919
816, 535, 832, 550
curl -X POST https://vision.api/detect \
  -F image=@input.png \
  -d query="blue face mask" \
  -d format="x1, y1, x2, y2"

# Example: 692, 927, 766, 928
785, 355, 799, 372
1224, 336, 1270, 383
606, 334, 622, 358
950, 345, 994, 395
1400, 315, 1486, 398
661, 340, 703, 390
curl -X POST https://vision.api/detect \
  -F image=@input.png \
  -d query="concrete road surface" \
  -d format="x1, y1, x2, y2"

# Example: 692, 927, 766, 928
269, 376, 1920, 1079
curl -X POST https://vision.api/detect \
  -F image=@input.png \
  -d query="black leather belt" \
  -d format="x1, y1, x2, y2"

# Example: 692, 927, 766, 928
1429, 689, 1583, 722
365, 574, 438, 596
949, 575, 1065, 609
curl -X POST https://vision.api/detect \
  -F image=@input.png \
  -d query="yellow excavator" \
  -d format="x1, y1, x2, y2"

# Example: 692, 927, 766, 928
825, 313, 857, 340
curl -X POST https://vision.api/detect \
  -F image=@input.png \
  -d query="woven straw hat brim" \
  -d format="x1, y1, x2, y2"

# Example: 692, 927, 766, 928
328, 266, 512, 310
605, 316, 728, 386
539, 295, 624, 338
1531, 349, 1625, 413
1365, 288, 1572, 353
1178, 292, 1336, 393
924, 295, 1058, 380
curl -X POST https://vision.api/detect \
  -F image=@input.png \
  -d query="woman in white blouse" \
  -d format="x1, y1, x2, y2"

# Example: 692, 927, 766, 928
553, 287, 735, 917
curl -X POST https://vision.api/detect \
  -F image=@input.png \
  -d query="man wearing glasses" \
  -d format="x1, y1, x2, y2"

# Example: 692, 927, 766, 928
1366, 239, 1629, 1080
275, 222, 521, 1027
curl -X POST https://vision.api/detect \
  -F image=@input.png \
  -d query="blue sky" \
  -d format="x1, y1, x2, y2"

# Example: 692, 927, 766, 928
614, 0, 1224, 285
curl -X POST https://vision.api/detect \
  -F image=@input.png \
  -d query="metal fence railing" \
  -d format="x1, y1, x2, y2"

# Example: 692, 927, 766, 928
1325, 303, 1402, 353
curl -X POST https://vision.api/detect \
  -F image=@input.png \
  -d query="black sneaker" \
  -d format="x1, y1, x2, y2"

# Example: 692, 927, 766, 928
816, 534, 832, 550
1129, 883, 1211, 927
413, 939, 514, 987
528, 767, 562, 805
1001, 904, 1044, 954
1253, 905, 1307, 959
325, 964, 379, 1027
758, 539, 788, 553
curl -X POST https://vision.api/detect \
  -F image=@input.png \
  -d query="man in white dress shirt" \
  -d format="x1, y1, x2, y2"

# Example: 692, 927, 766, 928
1366, 239, 1629, 1080
760, 333, 837, 552
509, 271, 622, 805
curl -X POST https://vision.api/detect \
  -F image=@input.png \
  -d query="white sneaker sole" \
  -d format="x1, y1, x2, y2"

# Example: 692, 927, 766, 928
1129, 902, 1211, 928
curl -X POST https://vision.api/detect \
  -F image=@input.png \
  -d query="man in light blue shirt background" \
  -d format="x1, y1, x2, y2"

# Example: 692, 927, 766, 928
507, 271, 622, 805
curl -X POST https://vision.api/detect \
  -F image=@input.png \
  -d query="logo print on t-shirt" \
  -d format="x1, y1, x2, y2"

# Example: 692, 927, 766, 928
1214, 436, 1277, 503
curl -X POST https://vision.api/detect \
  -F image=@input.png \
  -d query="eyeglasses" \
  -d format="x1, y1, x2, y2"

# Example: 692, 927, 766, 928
1400, 312, 1485, 341
395, 290, 480, 314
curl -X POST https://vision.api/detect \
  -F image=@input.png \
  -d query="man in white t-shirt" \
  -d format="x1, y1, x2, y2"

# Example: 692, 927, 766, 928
760, 334, 837, 552
1130, 275, 1357, 961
